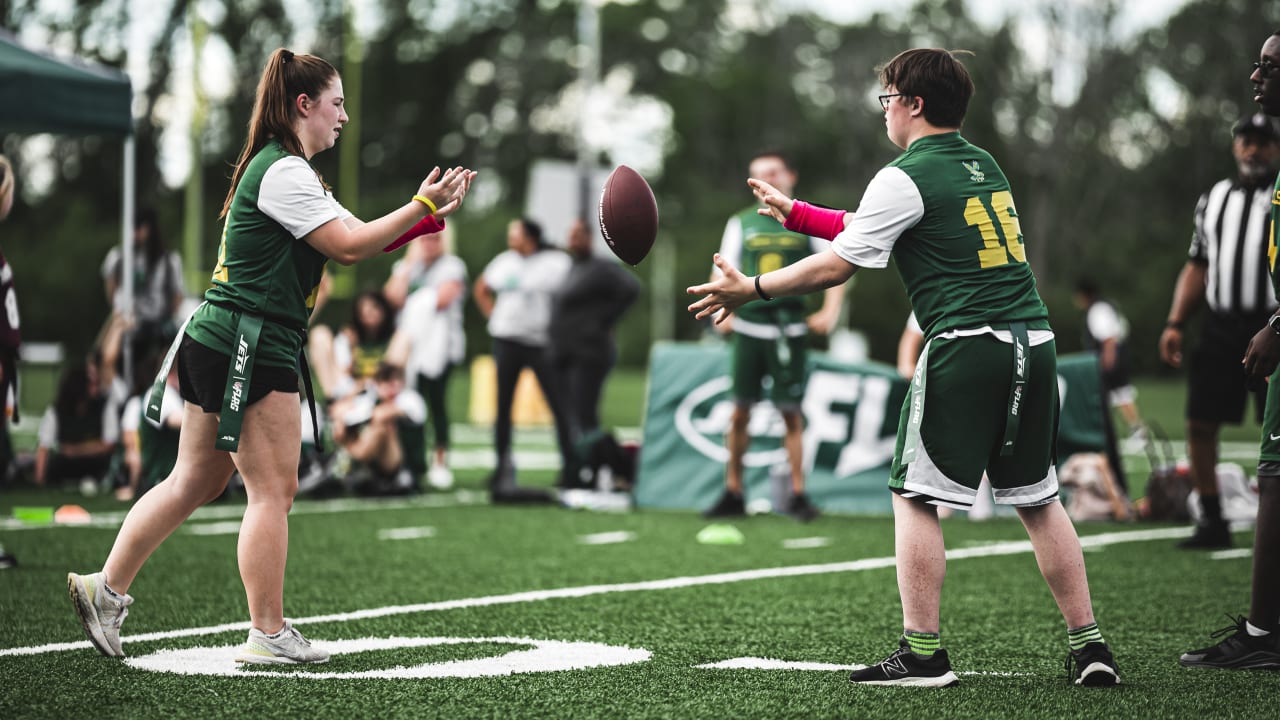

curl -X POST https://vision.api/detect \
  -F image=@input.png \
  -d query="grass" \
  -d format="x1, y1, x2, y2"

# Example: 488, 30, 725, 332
1, 370, 1275, 718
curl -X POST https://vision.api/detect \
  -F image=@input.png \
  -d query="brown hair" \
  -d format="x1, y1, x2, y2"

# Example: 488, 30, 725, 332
220, 48, 338, 219
878, 49, 975, 129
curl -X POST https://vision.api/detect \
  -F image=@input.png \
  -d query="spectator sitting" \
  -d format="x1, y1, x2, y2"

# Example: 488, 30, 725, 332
35, 356, 120, 490
331, 362, 427, 495
309, 289, 396, 402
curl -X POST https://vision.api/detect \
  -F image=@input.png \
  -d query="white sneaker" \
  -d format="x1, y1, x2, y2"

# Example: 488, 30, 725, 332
427, 463, 454, 490
234, 621, 330, 664
67, 572, 133, 657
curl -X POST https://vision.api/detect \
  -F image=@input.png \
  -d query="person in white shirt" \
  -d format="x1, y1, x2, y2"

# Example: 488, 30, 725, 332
473, 218, 575, 501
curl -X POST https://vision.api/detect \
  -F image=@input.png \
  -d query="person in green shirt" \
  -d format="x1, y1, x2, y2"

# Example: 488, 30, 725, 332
1180, 29, 1280, 671
67, 47, 475, 665
689, 48, 1118, 687
703, 151, 843, 523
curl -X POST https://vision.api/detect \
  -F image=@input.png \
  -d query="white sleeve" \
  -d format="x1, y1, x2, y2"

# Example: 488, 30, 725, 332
831, 167, 925, 270
38, 407, 57, 448
121, 396, 141, 434
906, 312, 921, 335
101, 400, 121, 444
257, 157, 353, 239
442, 255, 469, 284
101, 247, 121, 281
1086, 303, 1123, 341
396, 389, 428, 424
714, 217, 743, 276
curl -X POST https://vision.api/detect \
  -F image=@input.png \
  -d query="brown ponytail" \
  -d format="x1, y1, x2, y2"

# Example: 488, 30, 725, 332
220, 48, 338, 219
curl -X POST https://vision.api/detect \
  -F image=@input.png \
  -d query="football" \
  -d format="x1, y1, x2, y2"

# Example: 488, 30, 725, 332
597, 165, 658, 266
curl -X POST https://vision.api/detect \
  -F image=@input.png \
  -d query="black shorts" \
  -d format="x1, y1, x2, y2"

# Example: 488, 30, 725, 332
1187, 311, 1270, 425
177, 334, 299, 414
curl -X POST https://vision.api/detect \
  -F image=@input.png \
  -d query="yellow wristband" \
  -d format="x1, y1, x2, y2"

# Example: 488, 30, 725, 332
412, 194, 438, 215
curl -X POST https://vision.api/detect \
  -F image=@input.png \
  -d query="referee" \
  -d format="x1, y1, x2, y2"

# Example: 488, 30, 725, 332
1160, 113, 1280, 550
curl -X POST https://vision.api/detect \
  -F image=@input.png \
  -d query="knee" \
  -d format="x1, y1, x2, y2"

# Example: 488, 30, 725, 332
1186, 420, 1218, 443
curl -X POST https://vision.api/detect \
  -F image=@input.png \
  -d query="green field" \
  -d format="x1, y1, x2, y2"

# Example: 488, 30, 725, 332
2, 371, 1276, 718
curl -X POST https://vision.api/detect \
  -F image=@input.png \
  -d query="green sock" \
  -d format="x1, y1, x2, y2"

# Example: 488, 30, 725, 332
904, 630, 941, 657
1068, 623, 1104, 651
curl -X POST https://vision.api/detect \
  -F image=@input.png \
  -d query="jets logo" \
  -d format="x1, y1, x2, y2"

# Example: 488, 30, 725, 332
962, 160, 984, 182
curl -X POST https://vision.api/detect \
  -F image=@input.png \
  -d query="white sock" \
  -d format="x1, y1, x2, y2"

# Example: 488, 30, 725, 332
1245, 621, 1271, 637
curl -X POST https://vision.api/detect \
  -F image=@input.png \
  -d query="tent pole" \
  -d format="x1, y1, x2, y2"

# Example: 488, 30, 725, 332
121, 135, 135, 386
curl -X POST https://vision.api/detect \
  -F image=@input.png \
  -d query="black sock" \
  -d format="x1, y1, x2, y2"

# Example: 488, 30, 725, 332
1201, 494, 1223, 525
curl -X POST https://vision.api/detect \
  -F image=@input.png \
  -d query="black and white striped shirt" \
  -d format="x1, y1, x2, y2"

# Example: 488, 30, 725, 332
1190, 176, 1278, 315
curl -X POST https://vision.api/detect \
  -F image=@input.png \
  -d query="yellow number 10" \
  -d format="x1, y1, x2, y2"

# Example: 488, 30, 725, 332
964, 190, 1025, 268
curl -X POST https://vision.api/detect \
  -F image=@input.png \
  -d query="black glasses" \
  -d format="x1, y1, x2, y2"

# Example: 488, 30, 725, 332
878, 93, 905, 111
1254, 59, 1278, 78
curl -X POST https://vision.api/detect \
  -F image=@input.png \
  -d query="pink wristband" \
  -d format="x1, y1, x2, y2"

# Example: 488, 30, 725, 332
783, 200, 847, 241
383, 215, 446, 253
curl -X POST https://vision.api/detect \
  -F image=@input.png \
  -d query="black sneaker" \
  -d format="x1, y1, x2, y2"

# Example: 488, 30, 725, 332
703, 489, 746, 518
1177, 521, 1231, 550
1179, 616, 1280, 669
1065, 641, 1120, 686
848, 638, 959, 687
787, 492, 820, 522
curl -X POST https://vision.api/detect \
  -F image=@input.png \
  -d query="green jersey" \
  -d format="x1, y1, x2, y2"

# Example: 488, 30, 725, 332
717, 207, 825, 334
1271, 171, 1280, 298
832, 132, 1048, 338
186, 140, 349, 368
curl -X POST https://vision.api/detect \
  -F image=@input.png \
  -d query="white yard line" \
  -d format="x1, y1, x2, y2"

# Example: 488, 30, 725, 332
0, 526, 1192, 657
577, 531, 637, 545
1210, 548, 1253, 560
694, 657, 1028, 676
0, 491, 486, 532
782, 537, 832, 550
377, 526, 437, 541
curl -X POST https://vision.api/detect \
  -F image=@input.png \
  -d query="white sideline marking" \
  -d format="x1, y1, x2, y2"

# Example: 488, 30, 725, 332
1210, 549, 1253, 560
185, 521, 242, 536
0, 526, 1193, 657
782, 537, 832, 550
125, 636, 650, 679
378, 527, 437, 541
578, 531, 636, 545
695, 657, 1029, 677
0, 492, 485, 532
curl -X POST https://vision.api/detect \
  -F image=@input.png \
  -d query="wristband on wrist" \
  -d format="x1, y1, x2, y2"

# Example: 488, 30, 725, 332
783, 199, 848, 241
1269, 314, 1280, 336
1165, 320, 1183, 331
755, 274, 773, 302
412, 194, 438, 215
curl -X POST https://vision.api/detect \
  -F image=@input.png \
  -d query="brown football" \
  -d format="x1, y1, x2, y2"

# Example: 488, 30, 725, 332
597, 165, 658, 266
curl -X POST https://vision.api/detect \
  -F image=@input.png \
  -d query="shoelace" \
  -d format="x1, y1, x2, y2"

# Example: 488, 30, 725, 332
1209, 614, 1249, 641
283, 624, 312, 647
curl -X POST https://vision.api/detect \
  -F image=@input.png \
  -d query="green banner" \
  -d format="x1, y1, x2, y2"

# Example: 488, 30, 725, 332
636, 343, 1110, 515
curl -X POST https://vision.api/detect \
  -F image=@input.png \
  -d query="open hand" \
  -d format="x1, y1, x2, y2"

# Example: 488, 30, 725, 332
686, 254, 753, 325
416, 166, 477, 218
748, 177, 795, 223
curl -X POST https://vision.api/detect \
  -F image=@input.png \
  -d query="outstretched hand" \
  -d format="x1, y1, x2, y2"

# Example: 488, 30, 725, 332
686, 254, 754, 325
417, 166, 477, 218
748, 177, 795, 224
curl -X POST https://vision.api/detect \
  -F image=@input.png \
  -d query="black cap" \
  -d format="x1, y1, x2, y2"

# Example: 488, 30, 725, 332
1232, 113, 1280, 140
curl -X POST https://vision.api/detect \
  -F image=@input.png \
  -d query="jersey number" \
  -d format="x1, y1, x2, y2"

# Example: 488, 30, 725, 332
758, 252, 784, 274
964, 191, 1025, 268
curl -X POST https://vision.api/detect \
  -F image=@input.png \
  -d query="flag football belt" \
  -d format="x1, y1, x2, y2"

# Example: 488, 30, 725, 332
899, 321, 1029, 465
999, 322, 1029, 457
146, 302, 323, 453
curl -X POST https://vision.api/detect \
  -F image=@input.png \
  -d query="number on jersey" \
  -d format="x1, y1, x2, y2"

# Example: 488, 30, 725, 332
964, 190, 1025, 268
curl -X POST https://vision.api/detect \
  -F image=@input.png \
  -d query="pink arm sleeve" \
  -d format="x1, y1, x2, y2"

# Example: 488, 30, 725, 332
783, 200, 848, 241
383, 215, 446, 253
